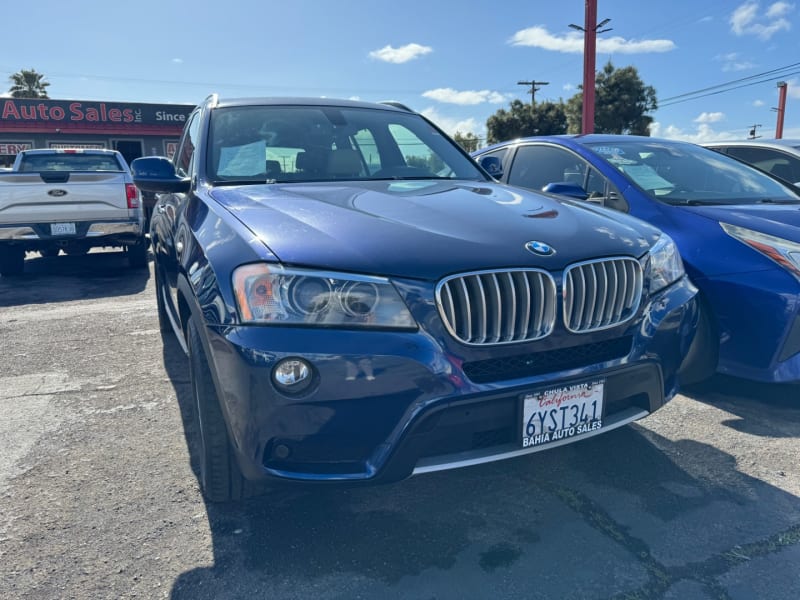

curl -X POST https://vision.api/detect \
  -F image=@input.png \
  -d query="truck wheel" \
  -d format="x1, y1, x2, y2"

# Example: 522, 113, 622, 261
127, 239, 149, 269
187, 315, 246, 503
0, 247, 25, 277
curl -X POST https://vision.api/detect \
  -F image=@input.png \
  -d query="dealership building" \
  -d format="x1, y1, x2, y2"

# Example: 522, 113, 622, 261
0, 97, 195, 168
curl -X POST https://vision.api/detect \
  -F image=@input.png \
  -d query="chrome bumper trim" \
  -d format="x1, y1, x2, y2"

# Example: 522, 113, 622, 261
411, 407, 649, 476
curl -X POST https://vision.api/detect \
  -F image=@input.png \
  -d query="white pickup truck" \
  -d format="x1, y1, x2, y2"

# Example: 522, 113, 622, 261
0, 148, 148, 276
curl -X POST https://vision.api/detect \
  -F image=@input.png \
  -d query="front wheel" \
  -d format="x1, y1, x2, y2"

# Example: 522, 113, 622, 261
187, 315, 247, 502
0, 246, 25, 277
678, 297, 718, 386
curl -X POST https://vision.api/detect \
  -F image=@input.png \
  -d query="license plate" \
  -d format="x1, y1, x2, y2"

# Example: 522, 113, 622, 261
521, 380, 604, 448
50, 222, 76, 235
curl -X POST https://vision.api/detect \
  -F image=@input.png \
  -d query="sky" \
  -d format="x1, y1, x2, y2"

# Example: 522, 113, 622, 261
2, 0, 798, 145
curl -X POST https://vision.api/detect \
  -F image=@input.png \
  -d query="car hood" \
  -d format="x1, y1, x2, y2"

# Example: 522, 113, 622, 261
209, 180, 655, 280
685, 204, 800, 242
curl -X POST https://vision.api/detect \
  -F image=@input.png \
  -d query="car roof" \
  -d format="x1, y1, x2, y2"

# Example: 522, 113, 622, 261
209, 96, 414, 113
475, 134, 695, 154
19, 148, 121, 155
701, 139, 800, 152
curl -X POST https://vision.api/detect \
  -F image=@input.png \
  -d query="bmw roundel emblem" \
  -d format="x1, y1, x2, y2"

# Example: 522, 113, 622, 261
526, 241, 555, 256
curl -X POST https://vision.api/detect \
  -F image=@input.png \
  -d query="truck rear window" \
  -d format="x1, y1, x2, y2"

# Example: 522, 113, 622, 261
18, 154, 123, 172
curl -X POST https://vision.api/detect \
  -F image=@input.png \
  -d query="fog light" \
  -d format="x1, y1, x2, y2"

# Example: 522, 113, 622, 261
272, 358, 313, 393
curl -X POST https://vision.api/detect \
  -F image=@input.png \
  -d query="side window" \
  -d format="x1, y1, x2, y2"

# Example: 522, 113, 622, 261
175, 112, 201, 178
476, 148, 508, 179
353, 128, 380, 174
726, 146, 800, 183
508, 145, 587, 191
388, 124, 443, 174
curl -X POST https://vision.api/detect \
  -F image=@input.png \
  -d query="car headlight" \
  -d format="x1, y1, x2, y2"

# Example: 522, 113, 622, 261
647, 233, 685, 292
232, 264, 417, 329
721, 222, 800, 280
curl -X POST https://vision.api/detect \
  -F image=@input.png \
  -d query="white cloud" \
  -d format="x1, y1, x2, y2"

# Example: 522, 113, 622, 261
563, 83, 575, 91
730, 1, 792, 40
694, 112, 725, 123
420, 106, 482, 137
171, 58, 183, 64
786, 78, 800, 99
767, 1, 794, 18
714, 52, 755, 72
508, 26, 675, 54
650, 121, 739, 143
753, 99, 766, 107
369, 43, 432, 64
422, 88, 509, 105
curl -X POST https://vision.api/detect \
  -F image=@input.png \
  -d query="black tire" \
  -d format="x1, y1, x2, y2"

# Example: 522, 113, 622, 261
187, 315, 246, 502
127, 238, 149, 269
678, 298, 718, 386
0, 246, 25, 277
154, 266, 171, 333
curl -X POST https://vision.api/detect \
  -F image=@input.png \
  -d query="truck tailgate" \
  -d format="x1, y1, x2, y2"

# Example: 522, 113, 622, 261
0, 172, 133, 224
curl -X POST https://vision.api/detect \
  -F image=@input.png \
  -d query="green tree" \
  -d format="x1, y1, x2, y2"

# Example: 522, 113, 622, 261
565, 61, 657, 135
453, 131, 481, 153
8, 68, 50, 98
486, 99, 567, 145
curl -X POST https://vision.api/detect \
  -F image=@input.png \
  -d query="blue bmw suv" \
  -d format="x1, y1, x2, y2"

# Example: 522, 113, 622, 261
132, 97, 698, 502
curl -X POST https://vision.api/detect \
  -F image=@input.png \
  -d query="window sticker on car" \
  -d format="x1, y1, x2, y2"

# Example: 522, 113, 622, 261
219, 140, 267, 177
619, 164, 673, 191
592, 146, 626, 156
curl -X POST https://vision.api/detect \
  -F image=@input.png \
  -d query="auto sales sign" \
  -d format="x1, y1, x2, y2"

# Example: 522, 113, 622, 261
0, 98, 195, 134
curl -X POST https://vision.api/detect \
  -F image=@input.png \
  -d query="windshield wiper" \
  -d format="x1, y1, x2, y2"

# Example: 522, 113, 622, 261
754, 198, 800, 204
660, 197, 720, 206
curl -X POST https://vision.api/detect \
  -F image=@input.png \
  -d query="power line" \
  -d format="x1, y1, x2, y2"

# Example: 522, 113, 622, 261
659, 62, 800, 107
659, 71, 800, 107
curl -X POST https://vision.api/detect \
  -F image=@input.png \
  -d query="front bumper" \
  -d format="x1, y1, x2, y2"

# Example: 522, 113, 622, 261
202, 276, 698, 483
698, 268, 800, 382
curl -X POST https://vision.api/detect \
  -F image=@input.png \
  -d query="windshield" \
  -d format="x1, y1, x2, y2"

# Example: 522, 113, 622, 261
585, 140, 800, 205
207, 105, 485, 184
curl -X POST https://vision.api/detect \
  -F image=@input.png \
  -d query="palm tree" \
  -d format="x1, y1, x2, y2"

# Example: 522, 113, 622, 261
8, 68, 50, 98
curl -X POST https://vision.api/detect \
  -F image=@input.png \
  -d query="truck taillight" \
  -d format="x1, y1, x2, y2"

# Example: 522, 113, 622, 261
126, 183, 140, 209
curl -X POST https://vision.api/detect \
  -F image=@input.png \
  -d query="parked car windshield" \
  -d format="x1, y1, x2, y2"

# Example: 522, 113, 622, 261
585, 140, 800, 205
207, 105, 486, 184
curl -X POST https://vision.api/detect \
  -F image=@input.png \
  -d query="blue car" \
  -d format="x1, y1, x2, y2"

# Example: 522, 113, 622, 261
473, 134, 800, 384
133, 99, 698, 502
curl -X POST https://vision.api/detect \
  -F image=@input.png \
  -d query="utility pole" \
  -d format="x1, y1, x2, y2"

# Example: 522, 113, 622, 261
748, 124, 762, 140
774, 81, 788, 139
569, 0, 612, 134
517, 80, 550, 109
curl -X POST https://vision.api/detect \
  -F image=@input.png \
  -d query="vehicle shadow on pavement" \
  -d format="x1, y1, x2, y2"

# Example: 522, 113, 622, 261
683, 375, 800, 438
158, 345, 800, 599
0, 249, 150, 306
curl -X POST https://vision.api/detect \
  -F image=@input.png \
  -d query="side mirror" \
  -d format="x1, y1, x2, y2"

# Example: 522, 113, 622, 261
478, 156, 503, 178
131, 156, 190, 194
541, 181, 589, 201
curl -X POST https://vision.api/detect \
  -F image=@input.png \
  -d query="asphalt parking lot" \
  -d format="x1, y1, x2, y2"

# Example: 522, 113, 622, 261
1, 249, 799, 600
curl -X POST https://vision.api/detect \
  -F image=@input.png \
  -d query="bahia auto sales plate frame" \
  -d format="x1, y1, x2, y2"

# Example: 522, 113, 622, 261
521, 380, 604, 448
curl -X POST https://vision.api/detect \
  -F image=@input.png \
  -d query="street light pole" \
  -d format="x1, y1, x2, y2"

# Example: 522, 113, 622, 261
569, 0, 611, 135
775, 81, 788, 139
